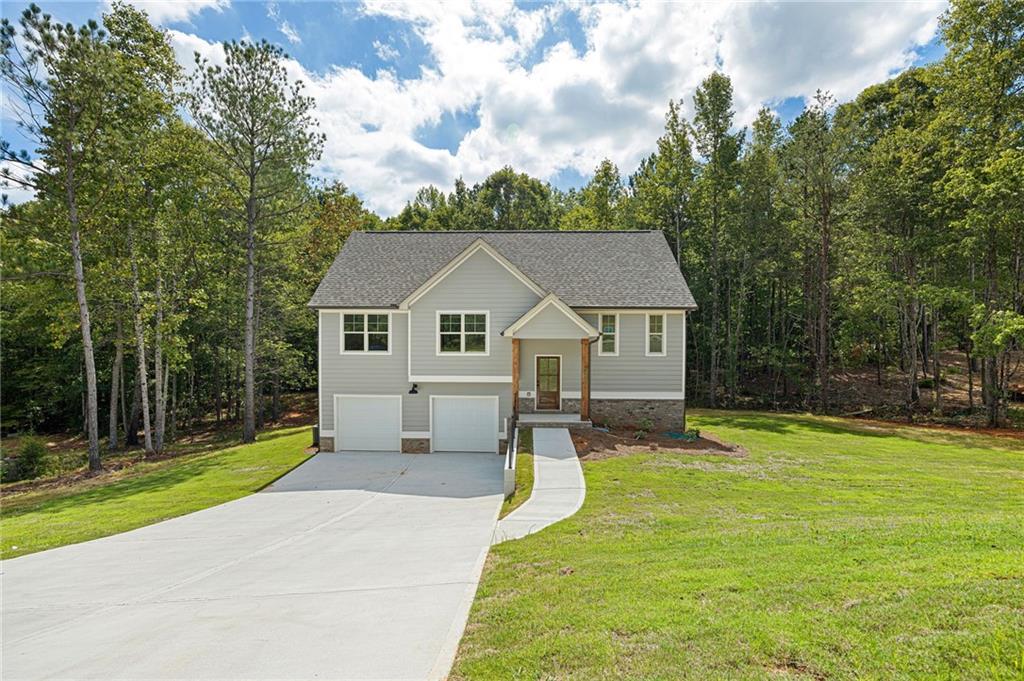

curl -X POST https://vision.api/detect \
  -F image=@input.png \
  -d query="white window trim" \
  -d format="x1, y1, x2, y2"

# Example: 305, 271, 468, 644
340, 312, 392, 355
645, 312, 667, 357
534, 354, 563, 411
436, 310, 490, 356
598, 313, 619, 357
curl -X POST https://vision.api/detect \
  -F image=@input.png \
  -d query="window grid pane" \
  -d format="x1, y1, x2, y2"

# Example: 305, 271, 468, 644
601, 316, 616, 334
440, 314, 461, 333
649, 315, 663, 333
464, 314, 486, 332
344, 314, 364, 332
367, 314, 388, 332
440, 334, 461, 352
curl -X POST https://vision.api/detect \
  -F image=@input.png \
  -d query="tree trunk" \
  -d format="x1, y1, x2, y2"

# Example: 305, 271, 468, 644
272, 376, 281, 423
109, 318, 124, 449
214, 348, 222, 424
128, 227, 154, 454
66, 153, 101, 470
932, 314, 941, 413
126, 373, 141, 447
169, 370, 178, 442
154, 269, 165, 453
243, 197, 257, 443
708, 194, 720, 407
966, 348, 975, 411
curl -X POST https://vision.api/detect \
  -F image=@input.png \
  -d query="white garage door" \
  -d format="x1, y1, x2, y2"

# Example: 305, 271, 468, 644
431, 396, 499, 453
335, 395, 401, 451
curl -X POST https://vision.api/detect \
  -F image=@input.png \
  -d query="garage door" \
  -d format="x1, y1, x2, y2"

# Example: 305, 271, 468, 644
335, 395, 401, 451
431, 396, 499, 453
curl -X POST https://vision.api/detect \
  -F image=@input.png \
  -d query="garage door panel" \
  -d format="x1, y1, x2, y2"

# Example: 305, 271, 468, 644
336, 395, 401, 451
432, 397, 498, 453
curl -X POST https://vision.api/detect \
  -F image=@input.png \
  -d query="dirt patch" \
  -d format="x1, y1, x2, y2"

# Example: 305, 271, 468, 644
572, 427, 746, 461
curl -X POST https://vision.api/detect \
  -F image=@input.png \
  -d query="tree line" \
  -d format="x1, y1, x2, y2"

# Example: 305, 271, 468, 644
385, 1, 1024, 427
1, 1, 1021, 473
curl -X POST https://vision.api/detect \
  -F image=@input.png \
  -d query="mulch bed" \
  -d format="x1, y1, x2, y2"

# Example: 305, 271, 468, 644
571, 427, 746, 461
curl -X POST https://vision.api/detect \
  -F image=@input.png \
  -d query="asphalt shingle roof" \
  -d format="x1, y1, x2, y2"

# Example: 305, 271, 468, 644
307, 230, 697, 309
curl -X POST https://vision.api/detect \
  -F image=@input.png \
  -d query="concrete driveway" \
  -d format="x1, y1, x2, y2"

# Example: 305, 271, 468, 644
2, 451, 504, 680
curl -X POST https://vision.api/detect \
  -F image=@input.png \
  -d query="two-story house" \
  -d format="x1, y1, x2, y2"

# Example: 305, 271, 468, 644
308, 230, 697, 454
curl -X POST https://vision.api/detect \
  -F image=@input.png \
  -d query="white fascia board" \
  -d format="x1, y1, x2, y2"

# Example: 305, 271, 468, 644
503, 293, 599, 338
410, 375, 513, 383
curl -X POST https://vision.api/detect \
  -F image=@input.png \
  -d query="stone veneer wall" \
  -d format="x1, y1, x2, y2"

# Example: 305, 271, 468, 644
519, 397, 581, 414
319, 436, 335, 452
590, 399, 685, 431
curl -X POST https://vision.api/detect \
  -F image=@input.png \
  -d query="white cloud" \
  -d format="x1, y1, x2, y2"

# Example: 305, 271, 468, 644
162, 1, 945, 215
267, 1, 301, 45
0, 160, 42, 206
373, 39, 399, 62
279, 21, 301, 45
114, 0, 229, 25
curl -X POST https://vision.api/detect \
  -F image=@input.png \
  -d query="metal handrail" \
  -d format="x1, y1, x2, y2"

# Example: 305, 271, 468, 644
505, 416, 518, 470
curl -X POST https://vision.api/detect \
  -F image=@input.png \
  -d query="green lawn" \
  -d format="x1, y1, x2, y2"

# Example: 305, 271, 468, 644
500, 428, 535, 519
452, 411, 1024, 680
1, 427, 312, 559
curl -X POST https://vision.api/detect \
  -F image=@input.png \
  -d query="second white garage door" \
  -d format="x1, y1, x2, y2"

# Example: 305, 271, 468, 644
431, 396, 499, 453
335, 395, 401, 451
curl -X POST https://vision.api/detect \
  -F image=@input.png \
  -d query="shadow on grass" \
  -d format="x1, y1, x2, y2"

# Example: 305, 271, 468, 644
693, 410, 1024, 452
2, 428, 310, 520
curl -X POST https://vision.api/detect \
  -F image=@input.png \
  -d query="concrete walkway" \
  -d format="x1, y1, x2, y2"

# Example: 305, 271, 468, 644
493, 428, 585, 543
2, 451, 503, 681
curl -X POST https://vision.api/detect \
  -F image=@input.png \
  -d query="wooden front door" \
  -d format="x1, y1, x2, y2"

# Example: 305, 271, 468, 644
536, 356, 561, 410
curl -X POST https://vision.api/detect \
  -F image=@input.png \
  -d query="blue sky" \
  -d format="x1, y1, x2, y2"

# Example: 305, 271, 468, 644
1, 1, 948, 213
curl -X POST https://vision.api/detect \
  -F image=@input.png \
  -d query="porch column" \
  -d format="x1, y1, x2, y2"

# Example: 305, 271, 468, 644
581, 337, 591, 421
512, 338, 520, 418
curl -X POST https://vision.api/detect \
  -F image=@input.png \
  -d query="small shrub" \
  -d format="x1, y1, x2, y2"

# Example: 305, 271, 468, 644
16, 435, 46, 480
633, 429, 647, 440
0, 457, 20, 483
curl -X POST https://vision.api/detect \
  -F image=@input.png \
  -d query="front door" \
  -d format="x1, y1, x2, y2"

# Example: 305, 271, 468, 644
536, 356, 561, 410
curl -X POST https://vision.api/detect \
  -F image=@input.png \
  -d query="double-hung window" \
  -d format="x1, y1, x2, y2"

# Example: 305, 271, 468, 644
646, 313, 666, 356
438, 312, 488, 354
599, 314, 618, 356
342, 313, 390, 353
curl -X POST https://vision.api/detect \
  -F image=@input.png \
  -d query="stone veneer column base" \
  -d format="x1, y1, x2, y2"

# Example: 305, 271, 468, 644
590, 399, 685, 432
319, 436, 335, 453
519, 397, 582, 415
401, 438, 430, 454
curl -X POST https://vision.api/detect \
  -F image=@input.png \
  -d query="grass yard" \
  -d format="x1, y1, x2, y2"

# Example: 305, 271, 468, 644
452, 411, 1024, 680
1, 427, 312, 559
500, 428, 535, 519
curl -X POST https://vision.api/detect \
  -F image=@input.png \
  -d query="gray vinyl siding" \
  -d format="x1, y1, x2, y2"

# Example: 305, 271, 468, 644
409, 249, 540, 377
519, 339, 583, 395
319, 311, 410, 431
403, 383, 513, 434
319, 310, 512, 435
581, 313, 683, 392
514, 304, 588, 339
